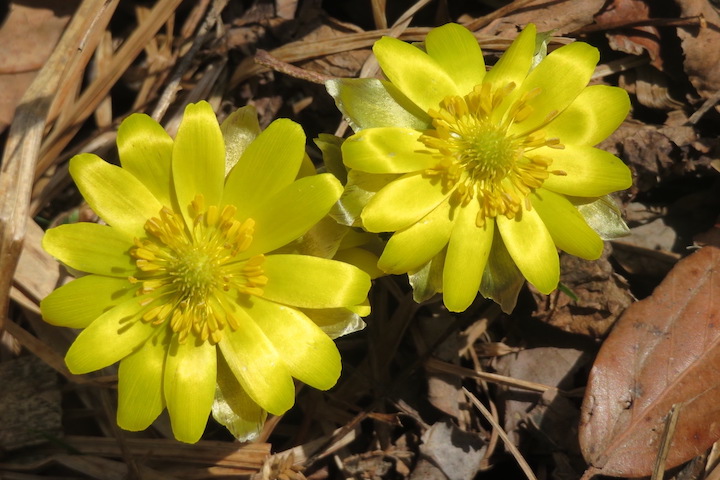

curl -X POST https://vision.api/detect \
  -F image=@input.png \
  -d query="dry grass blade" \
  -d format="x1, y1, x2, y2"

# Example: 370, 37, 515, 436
0, 0, 118, 331
60, 436, 271, 470
465, 0, 540, 30
230, 26, 513, 88
371, 0, 388, 29
151, 0, 223, 121
651, 403, 681, 480
426, 357, 567, 395
358, 0, 436, 80
37, 0, 186, 176
463, 387, 538, 480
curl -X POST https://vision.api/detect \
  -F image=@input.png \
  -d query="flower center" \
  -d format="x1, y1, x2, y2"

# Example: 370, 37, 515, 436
419, 82, 566, 226
129, 195, 267, 344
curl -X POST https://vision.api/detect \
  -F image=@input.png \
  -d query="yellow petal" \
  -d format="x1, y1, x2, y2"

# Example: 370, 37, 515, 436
362, 172, 450, 232
223, 118, 306, 219
544, 85, 630, 146
373, 35, 460, 112
335, 170, 398, 227
117, 113, 174, 207
333, 247, 384, 280
496, 208, 559, 294
426, 23, 485, 95
378, 200, 453, 274
298, 152, 317, 178
531, 189, 603, 260
117, 331, 168, 431
43, 223, 136, 276
443, 202, 494, 312
246, 297, 341, 390
218, 301, 295, 415
343, 127, 438, 173
65, 296, 156, 374
538, 145, 632, 196
41, 275, 137, 329
164, 335, 216, 443
483, 24, 536, 91
261, 254, 371, 308
242, 173, 343, 257
511, 41, 599, 136
70, 153, 162, 239
172, 101, 225, 223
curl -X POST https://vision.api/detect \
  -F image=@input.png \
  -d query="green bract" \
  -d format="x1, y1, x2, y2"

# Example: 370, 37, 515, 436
327, 23, 632, 312
40, 102, 371, 443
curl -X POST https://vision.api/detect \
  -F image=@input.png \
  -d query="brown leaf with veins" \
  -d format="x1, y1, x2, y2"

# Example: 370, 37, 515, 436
579, 245, 720, 478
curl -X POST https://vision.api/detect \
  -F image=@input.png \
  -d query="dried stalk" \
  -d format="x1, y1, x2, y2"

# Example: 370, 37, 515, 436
36, 0, 186, 176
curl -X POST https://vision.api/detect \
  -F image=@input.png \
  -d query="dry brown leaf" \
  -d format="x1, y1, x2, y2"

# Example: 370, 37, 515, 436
417, 420, 487, 480
579, 245, 720, 478
594, 0, 662, 69
675, 0, 720, 100
0, 1, 79, 132
618, 65, 684, 110
415, 316, 463, 420
496, 347, 588, 447
466, 0, 604, 35
533, 247, 633, 338
607, 120, 699, 193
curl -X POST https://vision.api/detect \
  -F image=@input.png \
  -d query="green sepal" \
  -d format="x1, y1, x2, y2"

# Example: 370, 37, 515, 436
212, 354, 267, 442
331, 170, 398, 227
220, 105, 261, 175
408, 249, 446, 304
572, 195, 630, 240
314, 134, 347, 185
531, 29, 555, 69
479, 229, 525, 313
325, 78, 430, 132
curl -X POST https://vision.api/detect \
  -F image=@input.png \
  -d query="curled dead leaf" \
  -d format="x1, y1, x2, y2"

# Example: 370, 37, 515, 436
676, 0, 720, 100
579, 245, 720, 478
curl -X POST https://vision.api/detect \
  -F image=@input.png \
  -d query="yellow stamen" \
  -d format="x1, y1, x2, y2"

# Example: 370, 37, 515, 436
129, 194, 266, 345
418, 82, 565, 226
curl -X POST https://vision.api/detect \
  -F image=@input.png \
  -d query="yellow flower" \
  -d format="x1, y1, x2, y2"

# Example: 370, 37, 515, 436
327, 23, 632, 312
40, 102, 371, 443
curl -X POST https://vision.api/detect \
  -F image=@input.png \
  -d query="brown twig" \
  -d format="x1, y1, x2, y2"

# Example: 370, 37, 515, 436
253, 49, 338, 85
687, 88, 720, 125
464, 0, 540, 31
578, 15, 706, 34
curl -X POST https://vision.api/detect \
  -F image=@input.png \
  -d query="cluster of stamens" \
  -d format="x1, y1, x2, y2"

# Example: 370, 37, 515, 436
129, 195, 267, 344
419, 82, 566, 226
